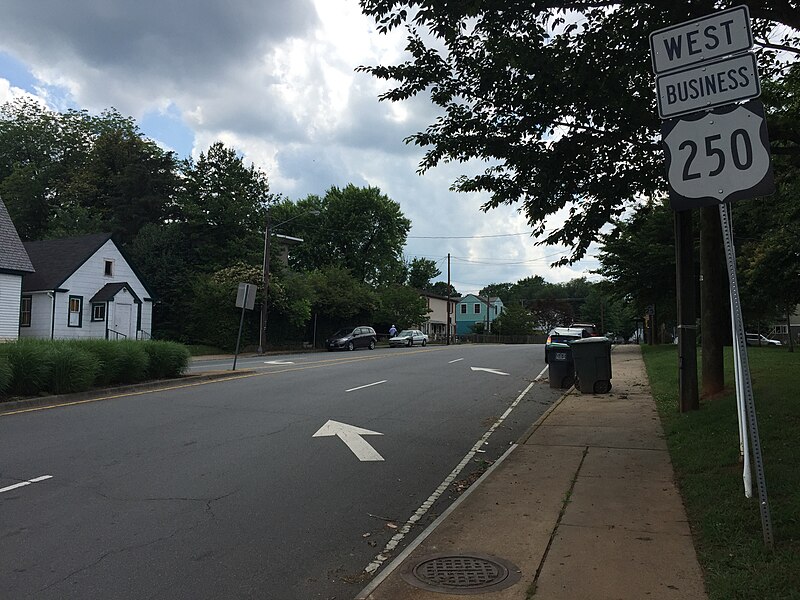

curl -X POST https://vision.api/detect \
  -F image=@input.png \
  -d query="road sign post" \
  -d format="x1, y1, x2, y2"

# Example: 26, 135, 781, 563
651, 5, 774, 548
233, 283, 256, 371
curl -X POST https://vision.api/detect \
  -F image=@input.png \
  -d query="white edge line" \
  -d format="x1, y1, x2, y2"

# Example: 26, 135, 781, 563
358, 380, 536, 587
355, 443, 519, 600
346, 380, 387, 393
534, 364, 549, 381
0, 474, 53, 494
448, 358, 464, 363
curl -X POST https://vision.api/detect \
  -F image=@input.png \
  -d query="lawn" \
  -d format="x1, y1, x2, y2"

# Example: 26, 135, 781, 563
641, 345, 800, 600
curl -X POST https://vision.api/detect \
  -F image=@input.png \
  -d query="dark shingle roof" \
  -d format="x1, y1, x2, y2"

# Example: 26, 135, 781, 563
90, 282, 142, 304
22, 233, 112, 292
0, 198, 35, 274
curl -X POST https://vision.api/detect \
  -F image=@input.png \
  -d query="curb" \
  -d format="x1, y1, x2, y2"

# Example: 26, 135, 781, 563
0, 370, 255, 415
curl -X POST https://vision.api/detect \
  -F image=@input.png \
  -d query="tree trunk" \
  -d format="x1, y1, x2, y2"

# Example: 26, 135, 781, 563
700, 206, 728, 398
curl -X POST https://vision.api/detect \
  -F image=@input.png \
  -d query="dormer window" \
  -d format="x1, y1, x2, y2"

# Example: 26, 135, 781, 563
104, 260, 114, 276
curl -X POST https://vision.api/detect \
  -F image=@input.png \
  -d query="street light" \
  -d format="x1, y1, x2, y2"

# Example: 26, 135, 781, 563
258, 208, 319, 354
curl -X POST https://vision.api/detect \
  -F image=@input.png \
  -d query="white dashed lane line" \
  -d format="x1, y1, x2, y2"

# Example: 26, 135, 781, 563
1, 475, 53, 494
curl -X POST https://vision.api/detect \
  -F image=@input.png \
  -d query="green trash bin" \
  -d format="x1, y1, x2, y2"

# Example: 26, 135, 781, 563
570, 337, 612, 394
546, 343, 575, 389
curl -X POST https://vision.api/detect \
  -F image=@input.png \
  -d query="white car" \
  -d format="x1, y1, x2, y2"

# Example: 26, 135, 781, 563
389, 329, 428, 347
745, 333, 781, 347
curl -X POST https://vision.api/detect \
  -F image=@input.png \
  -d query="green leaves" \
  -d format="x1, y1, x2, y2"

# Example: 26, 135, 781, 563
359, 1, 797, 263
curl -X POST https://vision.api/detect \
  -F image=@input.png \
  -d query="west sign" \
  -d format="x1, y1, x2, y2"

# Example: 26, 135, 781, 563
650, 5, 753, 74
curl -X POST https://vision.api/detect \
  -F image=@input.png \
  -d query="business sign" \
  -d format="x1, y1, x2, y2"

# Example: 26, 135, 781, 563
650, 5, 752, 74
662, 100, 774, 211
656, 53, 760, 118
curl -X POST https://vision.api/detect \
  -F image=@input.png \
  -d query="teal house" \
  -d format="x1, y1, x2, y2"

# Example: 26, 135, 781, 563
455, 294, 505, 335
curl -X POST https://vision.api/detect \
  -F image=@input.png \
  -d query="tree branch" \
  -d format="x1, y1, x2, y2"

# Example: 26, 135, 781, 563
755, 39, 800, 55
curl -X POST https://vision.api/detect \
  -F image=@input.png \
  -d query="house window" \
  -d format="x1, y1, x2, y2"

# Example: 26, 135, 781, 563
773, 324, 788, 335
460, 304, 467, 314
494, 305, 498, 315
20, 295, 32, 327
92, 303, 106, 322
104, 260, 114, 276
68, 296, 83, 327
474, 303, 481, 314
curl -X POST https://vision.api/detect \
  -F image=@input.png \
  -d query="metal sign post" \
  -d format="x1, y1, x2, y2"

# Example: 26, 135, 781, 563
232, 283, 256, 371
719, 204, 773, 547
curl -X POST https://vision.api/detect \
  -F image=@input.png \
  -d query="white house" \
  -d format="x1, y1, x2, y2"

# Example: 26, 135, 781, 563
418, 291, 459, 341
21, 233, 154, 341
0, 198, 35, 341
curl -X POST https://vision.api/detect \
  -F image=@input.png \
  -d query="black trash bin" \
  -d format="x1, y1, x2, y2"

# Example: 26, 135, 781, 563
547, 344, 575, 389
570, 337, 612, 394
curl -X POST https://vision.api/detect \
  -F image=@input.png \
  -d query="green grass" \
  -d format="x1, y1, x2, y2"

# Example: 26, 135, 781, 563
642, 345, 800, 600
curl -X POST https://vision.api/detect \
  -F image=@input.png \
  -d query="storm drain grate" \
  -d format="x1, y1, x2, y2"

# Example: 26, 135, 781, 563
401, 553, 521, 595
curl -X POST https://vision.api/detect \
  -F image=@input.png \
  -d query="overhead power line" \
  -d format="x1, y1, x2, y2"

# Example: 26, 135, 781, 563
408, 232, 533, 239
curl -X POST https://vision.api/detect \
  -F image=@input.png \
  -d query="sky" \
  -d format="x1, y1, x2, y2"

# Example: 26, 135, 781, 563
0, 0, 601, 296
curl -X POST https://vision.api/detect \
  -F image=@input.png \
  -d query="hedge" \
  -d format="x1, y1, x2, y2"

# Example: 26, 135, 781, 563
0, 339, 191, 400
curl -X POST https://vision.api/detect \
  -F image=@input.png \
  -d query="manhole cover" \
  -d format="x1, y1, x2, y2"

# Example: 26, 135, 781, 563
401, 553, 521, 595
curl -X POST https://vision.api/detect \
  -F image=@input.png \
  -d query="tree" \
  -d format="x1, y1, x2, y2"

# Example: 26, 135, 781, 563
597, 199, 681, 327
175, 142, 271, 272
71, 118, 176, 245
277, 185, 411, 286
480, 282, 514, 302
428, 281, 459, 297
0, 99, 74, 239
374, 284, 430, 330
491, 304, 535, 336
0, 101, 177, 244
408, 257, 441, 289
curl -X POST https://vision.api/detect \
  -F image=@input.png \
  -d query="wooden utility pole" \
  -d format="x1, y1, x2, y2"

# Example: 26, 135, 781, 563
446, 253, 451, 345
675, 210, 699, 412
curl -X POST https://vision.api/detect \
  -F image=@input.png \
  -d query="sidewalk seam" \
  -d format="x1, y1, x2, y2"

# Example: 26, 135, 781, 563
527, 445, 589, 599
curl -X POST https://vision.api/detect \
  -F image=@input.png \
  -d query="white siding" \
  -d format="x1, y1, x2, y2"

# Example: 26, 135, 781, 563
19, 292, 54, 339
31, 240, 153, 341
0, 273, 22, 340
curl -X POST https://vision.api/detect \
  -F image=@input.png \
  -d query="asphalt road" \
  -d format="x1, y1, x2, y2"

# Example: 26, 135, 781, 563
1, 343, 561, 600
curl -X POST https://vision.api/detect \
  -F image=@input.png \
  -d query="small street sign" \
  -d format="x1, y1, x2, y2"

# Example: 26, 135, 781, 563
662, 100, 774, 211
656, 52, 760, 119
650, 5, 752, 74
235, 282, 256, 310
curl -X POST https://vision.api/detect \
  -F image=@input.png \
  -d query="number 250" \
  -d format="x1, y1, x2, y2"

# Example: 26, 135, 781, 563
679, 129, 753, 181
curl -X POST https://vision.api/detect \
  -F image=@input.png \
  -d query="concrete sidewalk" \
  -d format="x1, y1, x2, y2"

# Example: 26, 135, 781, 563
357, 345, 707, 599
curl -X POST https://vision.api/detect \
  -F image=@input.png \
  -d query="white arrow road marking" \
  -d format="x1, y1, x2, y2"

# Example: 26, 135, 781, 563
346, 380, 386, 393
264, 360, 295, 365
448, 358, 464, 364
313, 420, 384, 462
470, 367, 509, 376
0, 475, 53, 494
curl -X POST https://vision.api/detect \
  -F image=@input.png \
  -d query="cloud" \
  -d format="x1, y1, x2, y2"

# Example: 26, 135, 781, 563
0, 0, 598, 297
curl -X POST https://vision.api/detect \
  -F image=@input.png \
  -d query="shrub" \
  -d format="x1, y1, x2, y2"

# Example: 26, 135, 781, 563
77, 339, 123, 386
111, 340, 150, 384
0, 352, 11, 396
48, 345, 100, 394
142, 341, 190, 379
6, 339, 54, 396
